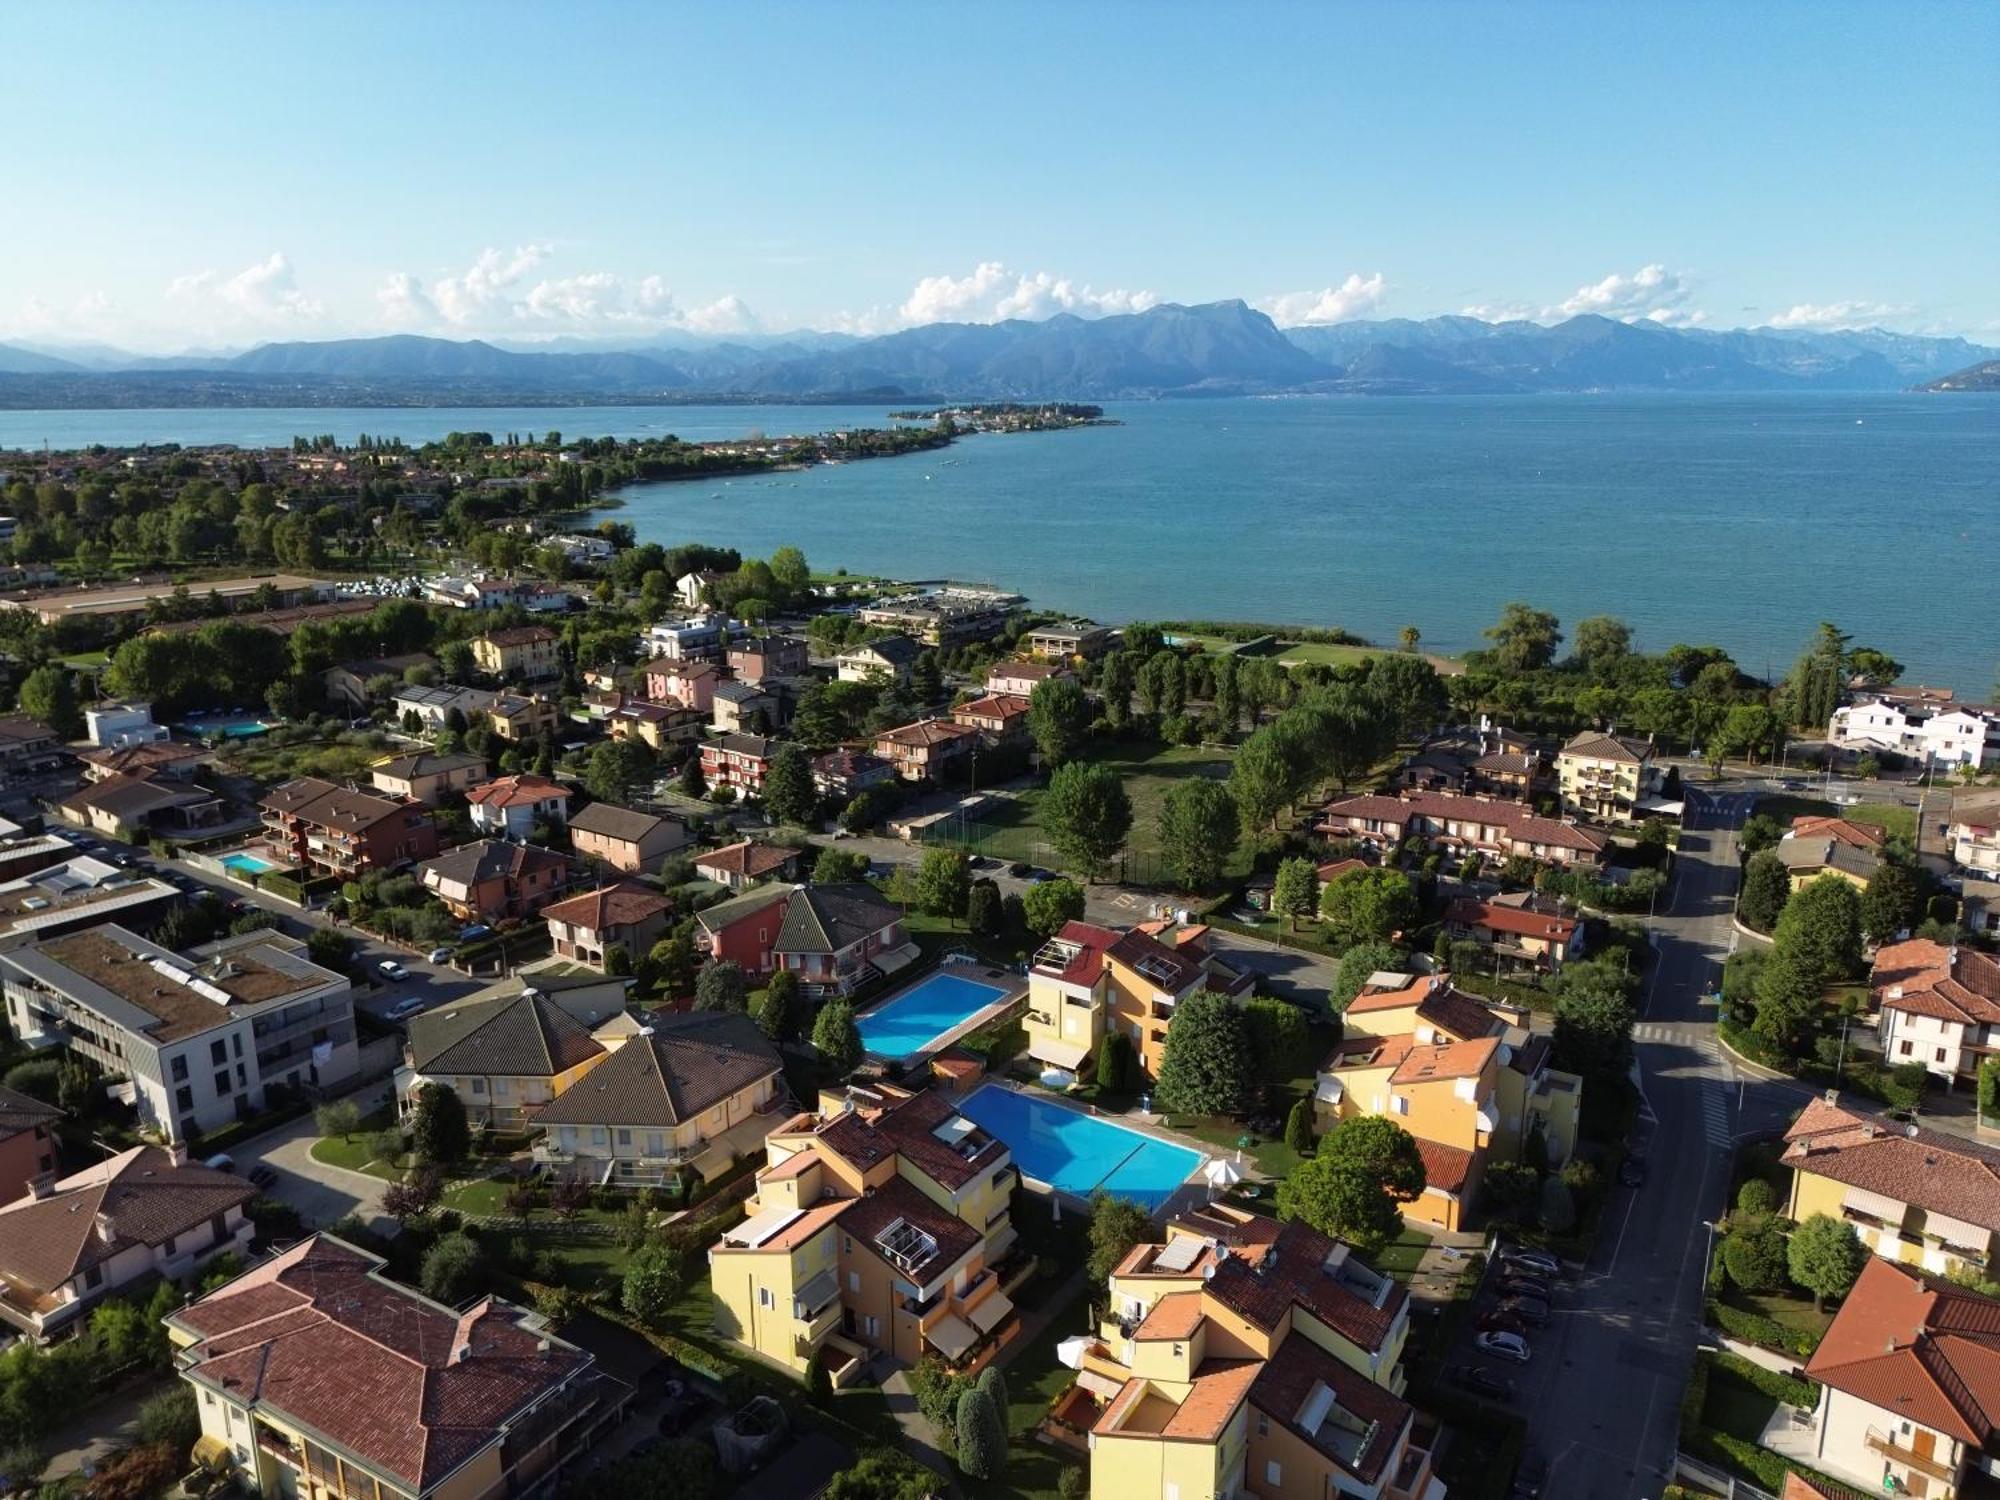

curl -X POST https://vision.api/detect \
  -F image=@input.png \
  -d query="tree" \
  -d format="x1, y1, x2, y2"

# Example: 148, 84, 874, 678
1860, 863, 1922, 946
1482, 1161, 1541, 1222
762, 744, 817, 828
1086, 1193, 1154, 1288
585, 737, 654, 805
1096, 1031, 1135, 1093
1722, 1221, 1788, 1292
1022, 877, 1086, 939
955, 1384, 1006, 1480
621, 1240, 686, 1328
1270, 856, 1319, 933
916, 845, 972, 919
1537, 1176, 1577, 1233
1317, 1115, 1427, 1203
315, 1100, 361, 1140
694, 960, 747, 1012
768, 544, 811, 598
1788, 621, 1851, 731
1366, 653, 1448, 741
1750, 948, 1824, 1055
1736, 1178, 1776, 1218
1284, 1099, 1315, 1154
1319, 867, 1417, 945
813, 999, 862, 1075
1572, 615, 1632, 677
1773, 874, 1863, 982
1276, 1152, 1404, 1254
1026, 677, 1092, 767
1228, 722, 1304, 833
1483, 602, 1563, 674
1788, 1213, 1867, 1310
1041, 762, 1131, 881
420, 1233, 485, 1304
1243, 997, 1314, 1105
753, 970, 801, 1042
976, 1364, 1009, 1424
1156, 778, 1238, 891
409, 1083, 469, 1167
812, 846, 870, 884
381, 1170, 441, 1223
965, 879, 1002, 939
825, 1453, 938, 1500
1332, 942, 1405, 1010
1552, 985, 1636, 1081
1154, 991, 1251, 1115
809, 1353, 834, 1409
16, 665, 81, 738
1738, 852, 1791, 933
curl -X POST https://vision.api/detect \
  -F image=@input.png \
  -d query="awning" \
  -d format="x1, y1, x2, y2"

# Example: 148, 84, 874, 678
1032, 1038, 1092, 1070
692, 1138, 736, 1182
968, 1290, 1014, 1334
1077, 1369, 1127, 1400
926, 1313, 979, 1362
874, 941, 922, 976
193, 1435, 234, 1469
794, 1268, 840, 1318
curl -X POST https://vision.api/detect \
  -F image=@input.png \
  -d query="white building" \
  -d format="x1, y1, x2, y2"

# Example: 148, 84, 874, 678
83, 702, 169, 750
640, 613, 741, 663
1947, 787, 2000, 877
392, 682, 496, 730
0, 925, 358, 1143
1829, 695, 2000, 769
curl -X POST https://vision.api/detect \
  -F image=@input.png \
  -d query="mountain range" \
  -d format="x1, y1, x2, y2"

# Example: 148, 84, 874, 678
2, 302, 1995, 406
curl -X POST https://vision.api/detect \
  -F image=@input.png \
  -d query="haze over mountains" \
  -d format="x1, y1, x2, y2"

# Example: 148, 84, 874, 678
1, 301, 1993, 406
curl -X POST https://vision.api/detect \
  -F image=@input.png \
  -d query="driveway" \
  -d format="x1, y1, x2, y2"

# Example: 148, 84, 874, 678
231, 1078, 397, 1232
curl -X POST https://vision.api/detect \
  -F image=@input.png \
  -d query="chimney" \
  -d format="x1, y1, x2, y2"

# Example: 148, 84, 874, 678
166, 1141, 190, 1168
94, 1211, 116, 1244
25, 1173, 52, 1201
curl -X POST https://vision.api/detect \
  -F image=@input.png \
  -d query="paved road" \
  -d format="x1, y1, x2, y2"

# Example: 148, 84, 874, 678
229, 1077, 398, 1229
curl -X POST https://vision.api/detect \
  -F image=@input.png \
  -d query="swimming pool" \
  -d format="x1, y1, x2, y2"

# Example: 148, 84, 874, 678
855, 970, 1012, 1060
954, 1084, 1206, 1210
221, 851, 280, 876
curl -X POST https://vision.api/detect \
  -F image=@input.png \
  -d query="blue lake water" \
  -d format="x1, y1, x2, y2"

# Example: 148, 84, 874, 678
5, 394, 1995, 690
954, 1084, 1206, 1209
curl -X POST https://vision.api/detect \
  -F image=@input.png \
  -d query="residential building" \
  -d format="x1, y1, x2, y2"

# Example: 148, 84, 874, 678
1314, 972, 1582, 1231
0, 1086, 59, 1203
987, 659, 1069, 698
418, 839, 571, 922
259, 776, 439, 876
1964, 877, 2000, 940
466, 773, 573, 840
533, 1011, 785, 1185
1872, 939, 2000, 1084
1783, 1094, 2000, 1276
710, 1083, 1019, 1378
1397, 722, 1550, 801
812, 748, 895, 800
1775, 824, 1883, 891
1026, 620, 1112, 660
951, 691, 1032, 748
1830, 695, 2000, 770
78, 739, 207, 783
1799, 1255, 2000, 1496
421, 574, 517, 610
0, 854, 179, 941
1445, 894, 1584, 971
1946, 787, 2000, 877
0, 716, 66, 781
711, 680, 777, 735
643, 657, 722, 712
702, 733, 777, 796
695, 884, 793, 977
771, 881, 915, 997
82, 701, 167, 749
836, 635, 921, 685
569, 801, 688, 873
391, 682, 495, 730
58, 771, 226, 837
1057, 1203, 1438, 1500
1023, 921, 1254, 1079
642, 613, 739, 663
674, 569, 724, 608
543, 882, 674, 970
471, 624, 561, 680
167, 1235, 627, 1500
487, 691, 561, 743
398, 987, 616, 1127
694, 839, 802, 891
875, 717, 980, 782
0, 1145, 254, 1340
1317, 790, 1610, 869
606, 696, 705, 750
728, 634, 809, 684
0, 925, 359, 1143
321, 653, 436, 712
369, 749, 488, 805
0, 572, 330, 626
857, 587, 1021, 647
1555, 730, 1663, 824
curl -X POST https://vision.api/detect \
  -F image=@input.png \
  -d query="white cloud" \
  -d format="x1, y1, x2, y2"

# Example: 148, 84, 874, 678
1459, 301, 1537, 323
1765, 299, 1913, 330
1544, 263, 1705, 326
374, 247, 757, 337
888, 262, 1157, 330
168, 253, 322, 323
432, 244, 552, 325
1256, 273, 1388, 326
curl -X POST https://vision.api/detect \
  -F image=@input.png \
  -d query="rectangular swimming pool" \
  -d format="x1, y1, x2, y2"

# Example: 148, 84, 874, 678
221, 851, 280, 876
855, 970, 1011, 1061
954, 1084, 1206, 1210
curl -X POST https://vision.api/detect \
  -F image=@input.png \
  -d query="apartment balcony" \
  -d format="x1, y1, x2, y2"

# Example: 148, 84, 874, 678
1864, 1427, 1957, 1485
254, 1426, 304, 1470
794, 1301, 841, 1351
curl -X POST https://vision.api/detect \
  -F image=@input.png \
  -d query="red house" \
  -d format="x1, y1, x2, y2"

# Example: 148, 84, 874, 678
258, 777, 440, 877
0, 1087, 60, 1203
700, 733, 777, 796
694, 884, 794, 977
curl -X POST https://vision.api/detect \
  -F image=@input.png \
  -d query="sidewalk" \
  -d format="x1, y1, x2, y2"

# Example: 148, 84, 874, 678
40, 1373, 175, 1482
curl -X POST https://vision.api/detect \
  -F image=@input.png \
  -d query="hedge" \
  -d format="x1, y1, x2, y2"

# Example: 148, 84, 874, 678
1686, 1427, 1854, 1499
256, 872, 305, 903
1713, 1350, 1818, 1409
1678, 1351, 1711, 1445
1708, 1298, 1820, 1359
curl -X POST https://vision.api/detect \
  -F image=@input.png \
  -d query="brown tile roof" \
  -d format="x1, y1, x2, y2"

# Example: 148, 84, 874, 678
1782, 1473, 1873, 1500
772, 882, 901, 957
170, 1236, 598, 1492
1248, 1330, 1413, 1484
1319, 790, 1610, 855
1105, 927, 1204, 994
1415, 1138, 1475, 1195
477, 625, 557, 648
1344, 974, 1434, 1016
876, 718, 980, 750
1324, 1033, 1417, 1074
953, 692, 1030, 722
1447, 896, 1578, 944
406, 991, 605, 1078
1315, 857, 1369, 884
465, 774, 572, 810
541, 881, 671, 933
1560, 730, 1652, 762
870, 1088, 1008, 1191
530, 1011, 779, 1128
1783, 1095, 2000, 1232
1390, 1035, 1498, 1086
838, 1174, 981, 1285
78, 740, 207, 776
0, 1146, 252, 1292
1415, 982, 1506, 1042
259, 776, 416, 832
566, 801, 671, 844
419, 838, 569, 891
373, 750, 488, 782
1806, 1255, 2000, 1445
1202, 1218, 1406, 1355
60, 771, 214, 820
1158, 1359, 1261, 1439
1134, 1291, 1206, 1340
1790, 815, 1887, 850
694, 840, 800, 880
1873, 940, 2000, 1026
0, 1084, 59, 1143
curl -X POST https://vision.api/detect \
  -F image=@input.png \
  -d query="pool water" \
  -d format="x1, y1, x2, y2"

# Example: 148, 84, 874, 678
854, 971, 1010, 1060
954, 1084, 1206, 1210
221, 851, 280, 876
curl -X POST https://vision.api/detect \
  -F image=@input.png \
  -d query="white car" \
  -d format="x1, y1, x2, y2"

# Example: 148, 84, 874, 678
1476, 1331, 1532, 1363
385, 996, 426, 1022
377, 958, 410, 982
1503, 1248, 1560, 1278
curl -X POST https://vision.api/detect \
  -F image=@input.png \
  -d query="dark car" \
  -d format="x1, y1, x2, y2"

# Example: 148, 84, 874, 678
1511, 1453, 1548, 1497
1008, 861, 1031, 878
247, 1164, 278, 1190
1500, 1274, 1553, 1302
1477, 1309, 1528, 1337
1499, 1295, 1550, 1327
1448, 1364, 1514, 1401
1620, 1155, 1649, 1187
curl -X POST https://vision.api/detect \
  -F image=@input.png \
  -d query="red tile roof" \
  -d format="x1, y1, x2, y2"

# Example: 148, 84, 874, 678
1783, 1096, 2000, 1232
1319, 790, 1609, 855
466, 774, 572, 810
1389, 1035, 1498, 1086
1447, 896, 1578, 944
1872, 939, 2000, 1026
541, 881, 671, 933
1415, 1138, 1475, 1195
1248, 1331, 1413, 1485
1790, 814, 1887, 850
1806, 1255, 2000, 1445
1202, 1218, 1407, 1355
694, 840, 799, 880
837, 1174, 981, 1285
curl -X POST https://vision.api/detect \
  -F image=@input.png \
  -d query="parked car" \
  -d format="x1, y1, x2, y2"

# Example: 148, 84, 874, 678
203, 1153, 237, 1174
1500, 1274, 1553, 1303
1510, 1453, 1547, 1497
1447, 1364, 1514, 1401
1476, 1331, 1532, 1363
1499, 1296, 1551, 1327
247, 1164, 278, 1190
377, 958, 410, 982
458, 924, 491, 942
1008, 861, 1031, 878
385, 996, 426, 1022
1477, 1309, 1528, 1337
426, 946, 454, 964
1502, 1248, 1560, 1277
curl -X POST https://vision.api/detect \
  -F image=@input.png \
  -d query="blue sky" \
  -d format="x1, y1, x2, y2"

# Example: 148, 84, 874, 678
5, 0, 1994, 350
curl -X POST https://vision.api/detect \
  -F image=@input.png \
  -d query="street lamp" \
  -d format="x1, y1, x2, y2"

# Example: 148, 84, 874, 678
1700, 1219, 1720, 1296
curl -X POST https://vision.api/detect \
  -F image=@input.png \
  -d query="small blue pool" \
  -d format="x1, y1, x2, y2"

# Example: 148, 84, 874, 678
954, 1084, 1206, 1210
221, 851, 280, 876
855, 970, 1011, 1060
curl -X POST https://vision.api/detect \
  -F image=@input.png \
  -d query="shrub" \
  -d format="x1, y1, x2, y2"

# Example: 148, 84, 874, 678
1284, 1098, 1315, 1154
135, 1386, 199, 1454
809, 1353, 834, 1408
1736, 1178, 1776, 1218
954, 1385, 1006, 1479
1713, 1350, 1819, 1409
1722, 1223, 1788, 1292
1678, 1350, 1711, 1444
1707, 1298, 1820, 1358
621, 1241, 686, 1329
1095, 1031, 1135, 1094
420, 1233, 485, 1304
1058, 1466, 1089, 1500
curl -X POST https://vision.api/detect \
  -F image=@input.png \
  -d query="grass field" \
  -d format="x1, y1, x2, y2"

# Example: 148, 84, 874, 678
308, 1132, 401, 1180
1755, 792, 1917, 842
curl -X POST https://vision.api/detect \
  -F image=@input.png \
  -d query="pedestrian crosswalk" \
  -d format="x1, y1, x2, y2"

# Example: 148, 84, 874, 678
1701, 1084, 1732, 1147
1634, 1023, 1679, 1043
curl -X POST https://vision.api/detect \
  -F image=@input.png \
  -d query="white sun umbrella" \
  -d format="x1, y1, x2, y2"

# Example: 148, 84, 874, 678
1056, 1334, 1094, 1370
1203, 1157, 1244, 1200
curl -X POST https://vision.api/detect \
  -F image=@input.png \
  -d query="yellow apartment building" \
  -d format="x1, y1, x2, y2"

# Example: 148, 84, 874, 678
1024, 920, 1254, 1080
1555, 730, 1660, 825
471, 625, 561, 681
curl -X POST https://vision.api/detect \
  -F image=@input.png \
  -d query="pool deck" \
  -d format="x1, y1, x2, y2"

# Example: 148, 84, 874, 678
855, 961, 1026, 1065
965, 1078, 1219, 1219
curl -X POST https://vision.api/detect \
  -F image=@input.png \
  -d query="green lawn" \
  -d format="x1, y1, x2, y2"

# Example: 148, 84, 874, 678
1371, 1227, 1435, 1278
443, 1176, 514, 1215
309, 1133, 402, 1180
1755, 792, 1916, 842
969, 1277, 1092, 1500
1704, 1368, 1779, 1443
1734, 1289, 1835, 1346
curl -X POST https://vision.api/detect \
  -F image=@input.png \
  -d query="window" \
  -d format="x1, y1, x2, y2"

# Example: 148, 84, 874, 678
591, 1127, 608, 1146
176, 1085, 194, 1112
647, 1132, 665, 1156
1901, 1040, 1914, 1056
1256, 1414, 1268, 1437
848, 1270, 861, 1293
758, 1287, 774, 1310
1938, 1048, 1949, 1063
163, 1236, 176, 1256
232, 1034, 242, 1060
171, 1056, 189, 1083
1265, 1461, 1281, 1485
215, 1071, 232, 1096
210, 1040, 227, 1066
1390, 1094, 1409, 1116
236, 1064, 246, 1088
84, 1266, 102, 1290
494, 1077, 510, 1096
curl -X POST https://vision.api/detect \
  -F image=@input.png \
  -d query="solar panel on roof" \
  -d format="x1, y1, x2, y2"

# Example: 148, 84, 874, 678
1153, 1237, 1203, 1273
